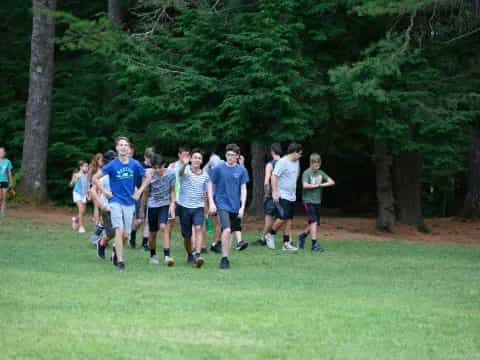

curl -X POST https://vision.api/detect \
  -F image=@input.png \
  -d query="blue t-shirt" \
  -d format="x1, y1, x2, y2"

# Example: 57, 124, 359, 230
101, 158, 145, 206
210, 163, 249, 213
0, 159, 13, 183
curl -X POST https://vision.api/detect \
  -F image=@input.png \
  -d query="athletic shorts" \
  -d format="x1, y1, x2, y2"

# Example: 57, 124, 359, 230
263, 197, 277, 217
0, 182, 8, 190
148, 206, 169, 232
277, 198, 295, 220
101, 210, 115, 239
73, 192, 87, 204
304, 203, 320, 224
218, 210, 242, 232
110, 203, 135, 235
178, 205, 204, 239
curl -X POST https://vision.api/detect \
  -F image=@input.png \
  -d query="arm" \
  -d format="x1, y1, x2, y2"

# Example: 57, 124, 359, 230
271, 175, 279, 203
303, 181, 321, 189
179, 163, 188, 177
93, 170, 112, 199
69, 172, 79, 188
238, 183, 247, 218
89, 182, 107, 210
8, 170, 14, 189
320, 177, 335, 187
133, 170, 152, 200
140, 185, 150, 220
169, 185, 176, 218
263, 162, 273, 194
208, 180, 216, 214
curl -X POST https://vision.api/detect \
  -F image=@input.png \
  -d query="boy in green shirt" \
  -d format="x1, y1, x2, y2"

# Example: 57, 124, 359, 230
0, 147, 14, 217
298, 153, 335, 251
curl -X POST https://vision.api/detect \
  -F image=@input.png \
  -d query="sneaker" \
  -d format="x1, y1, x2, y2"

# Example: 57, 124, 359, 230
142, 241, 149, 252
312, 243, 325, 252
265, 233, 275, 250
150, 255, 159, 264
164, 256, 175, 267
298, 233, 307, 249
96, 240, 106, 260
187, 254, 195, 264
252, 238, 267, 246
201, 247, 208, 254
194, 254, 204, 268
219, 257, 230, 270
282, 241, 298, 251
111, 247, 118, 266
78, 226, 86, 234
71, 217, 78, 230
116, 262, 125, 271
235, 240, 249, 251
210, 242, 222, 253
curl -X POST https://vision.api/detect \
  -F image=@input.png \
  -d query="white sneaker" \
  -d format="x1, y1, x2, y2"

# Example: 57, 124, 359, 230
150, 255, 159, 264
78, 227, 86, 234
71, 217, 78, 230
164, 256, 175, 267
265, 233, 275, 249
282, 241, 298, 251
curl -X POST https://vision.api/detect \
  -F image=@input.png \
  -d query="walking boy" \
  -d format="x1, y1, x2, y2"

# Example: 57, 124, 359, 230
93, 137, 150, 271
265, 143, 303, 251
208, 144, 249, 269
140, 154, 176, 266
298, 153, 335, 251
178, 149, 211, 268
0, 147, 14, 217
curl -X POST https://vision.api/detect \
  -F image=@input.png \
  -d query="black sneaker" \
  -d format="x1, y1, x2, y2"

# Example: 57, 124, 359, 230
187, 254, 195, 264
219, 257, 230, 270
252, 238, 267, 246
235, 240, 249, 251
129, 233, 136, 248
111, 246, 118, 266
142, 239, 149, 252
312, 243, 325, 252
96, 240, 106, 260
298, 233, 307, 249
116, 262, 125, 271
194, 254, 204, 268
210, 242, 222, 253
201, 247, 208, 254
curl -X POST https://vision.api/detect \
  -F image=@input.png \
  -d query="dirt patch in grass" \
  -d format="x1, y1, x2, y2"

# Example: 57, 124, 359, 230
5, 205, 480, 245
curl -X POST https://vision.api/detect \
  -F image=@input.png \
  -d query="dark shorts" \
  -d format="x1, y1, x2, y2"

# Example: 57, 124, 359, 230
263, 197, 277, 217
218, 210, 242, 232
277, 198, 295, 220
304, 203, 320, 224
0, 182, 9, 189
178, 205, 205, 239
134, 198, 142, 219
101, 210, 115, 239
148, 206, 169, 232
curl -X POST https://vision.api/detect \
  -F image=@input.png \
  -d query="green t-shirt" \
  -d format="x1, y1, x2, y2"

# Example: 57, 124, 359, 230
0, 159, 12, 183
302, 168, 329, 204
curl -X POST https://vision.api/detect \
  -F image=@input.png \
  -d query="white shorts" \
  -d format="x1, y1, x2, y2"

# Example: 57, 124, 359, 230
73, 192, 87, 204
110, 203, 135, 235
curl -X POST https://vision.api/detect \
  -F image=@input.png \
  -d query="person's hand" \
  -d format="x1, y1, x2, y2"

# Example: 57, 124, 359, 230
169, 203, 176, 219
135, 218, 143, 227
102, 204, 111, 212
209, 203, 217, 215
105, 191, 113, 200
132, 189, 142, 201
272, 192, 279, 203
238, 207, 245, 219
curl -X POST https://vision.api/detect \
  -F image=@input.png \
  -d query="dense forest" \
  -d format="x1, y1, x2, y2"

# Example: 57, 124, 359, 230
1, 0, 480, 231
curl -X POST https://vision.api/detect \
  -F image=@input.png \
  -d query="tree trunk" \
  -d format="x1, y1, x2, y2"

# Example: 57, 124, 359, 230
462, 129, 480, 217
19, 0, 56, 203
393, 152, 424, 226
374, 142, 395, 232
108, 0, 123, 24
248, 142, 267, 216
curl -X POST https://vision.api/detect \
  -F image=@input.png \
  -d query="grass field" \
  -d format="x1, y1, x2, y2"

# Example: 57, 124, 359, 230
0, 215, 479, 359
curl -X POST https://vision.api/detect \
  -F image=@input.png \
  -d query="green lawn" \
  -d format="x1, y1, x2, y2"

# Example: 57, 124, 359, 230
0, 215, 479, 359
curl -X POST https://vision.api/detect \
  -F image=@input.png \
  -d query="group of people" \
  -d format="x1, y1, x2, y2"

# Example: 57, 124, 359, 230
70, 137, 335, 271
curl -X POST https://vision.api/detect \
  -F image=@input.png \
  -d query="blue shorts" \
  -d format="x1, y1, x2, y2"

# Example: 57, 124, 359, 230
277, 198, 295, 220
177, 205, 205, 239
148, 206, 169, 232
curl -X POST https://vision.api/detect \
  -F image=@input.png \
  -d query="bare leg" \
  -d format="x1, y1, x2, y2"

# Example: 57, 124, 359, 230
194, 225, 204, 253
221, 228, 232, 258
115, 228, 125, 262
76, 201, 86, 232
0, 189, 6, 214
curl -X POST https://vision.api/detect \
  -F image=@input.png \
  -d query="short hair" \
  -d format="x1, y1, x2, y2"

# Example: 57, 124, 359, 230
178, 146, 190, 154
115, 136, 130, 146
151, 154, 166, 167
191, 148, 204, 158
103, 150, 116, 164
225, 143, 241, 155
287, 142, 302, 154
310, 153, 321, 163
270, 143, 282, 156
144, 147, 155, 159
77, 160, 88, 169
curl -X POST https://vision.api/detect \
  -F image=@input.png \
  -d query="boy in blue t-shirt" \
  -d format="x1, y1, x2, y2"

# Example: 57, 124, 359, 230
0, 147, 14, 217
93, 137, 151, 271
208, 144, 249, 270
